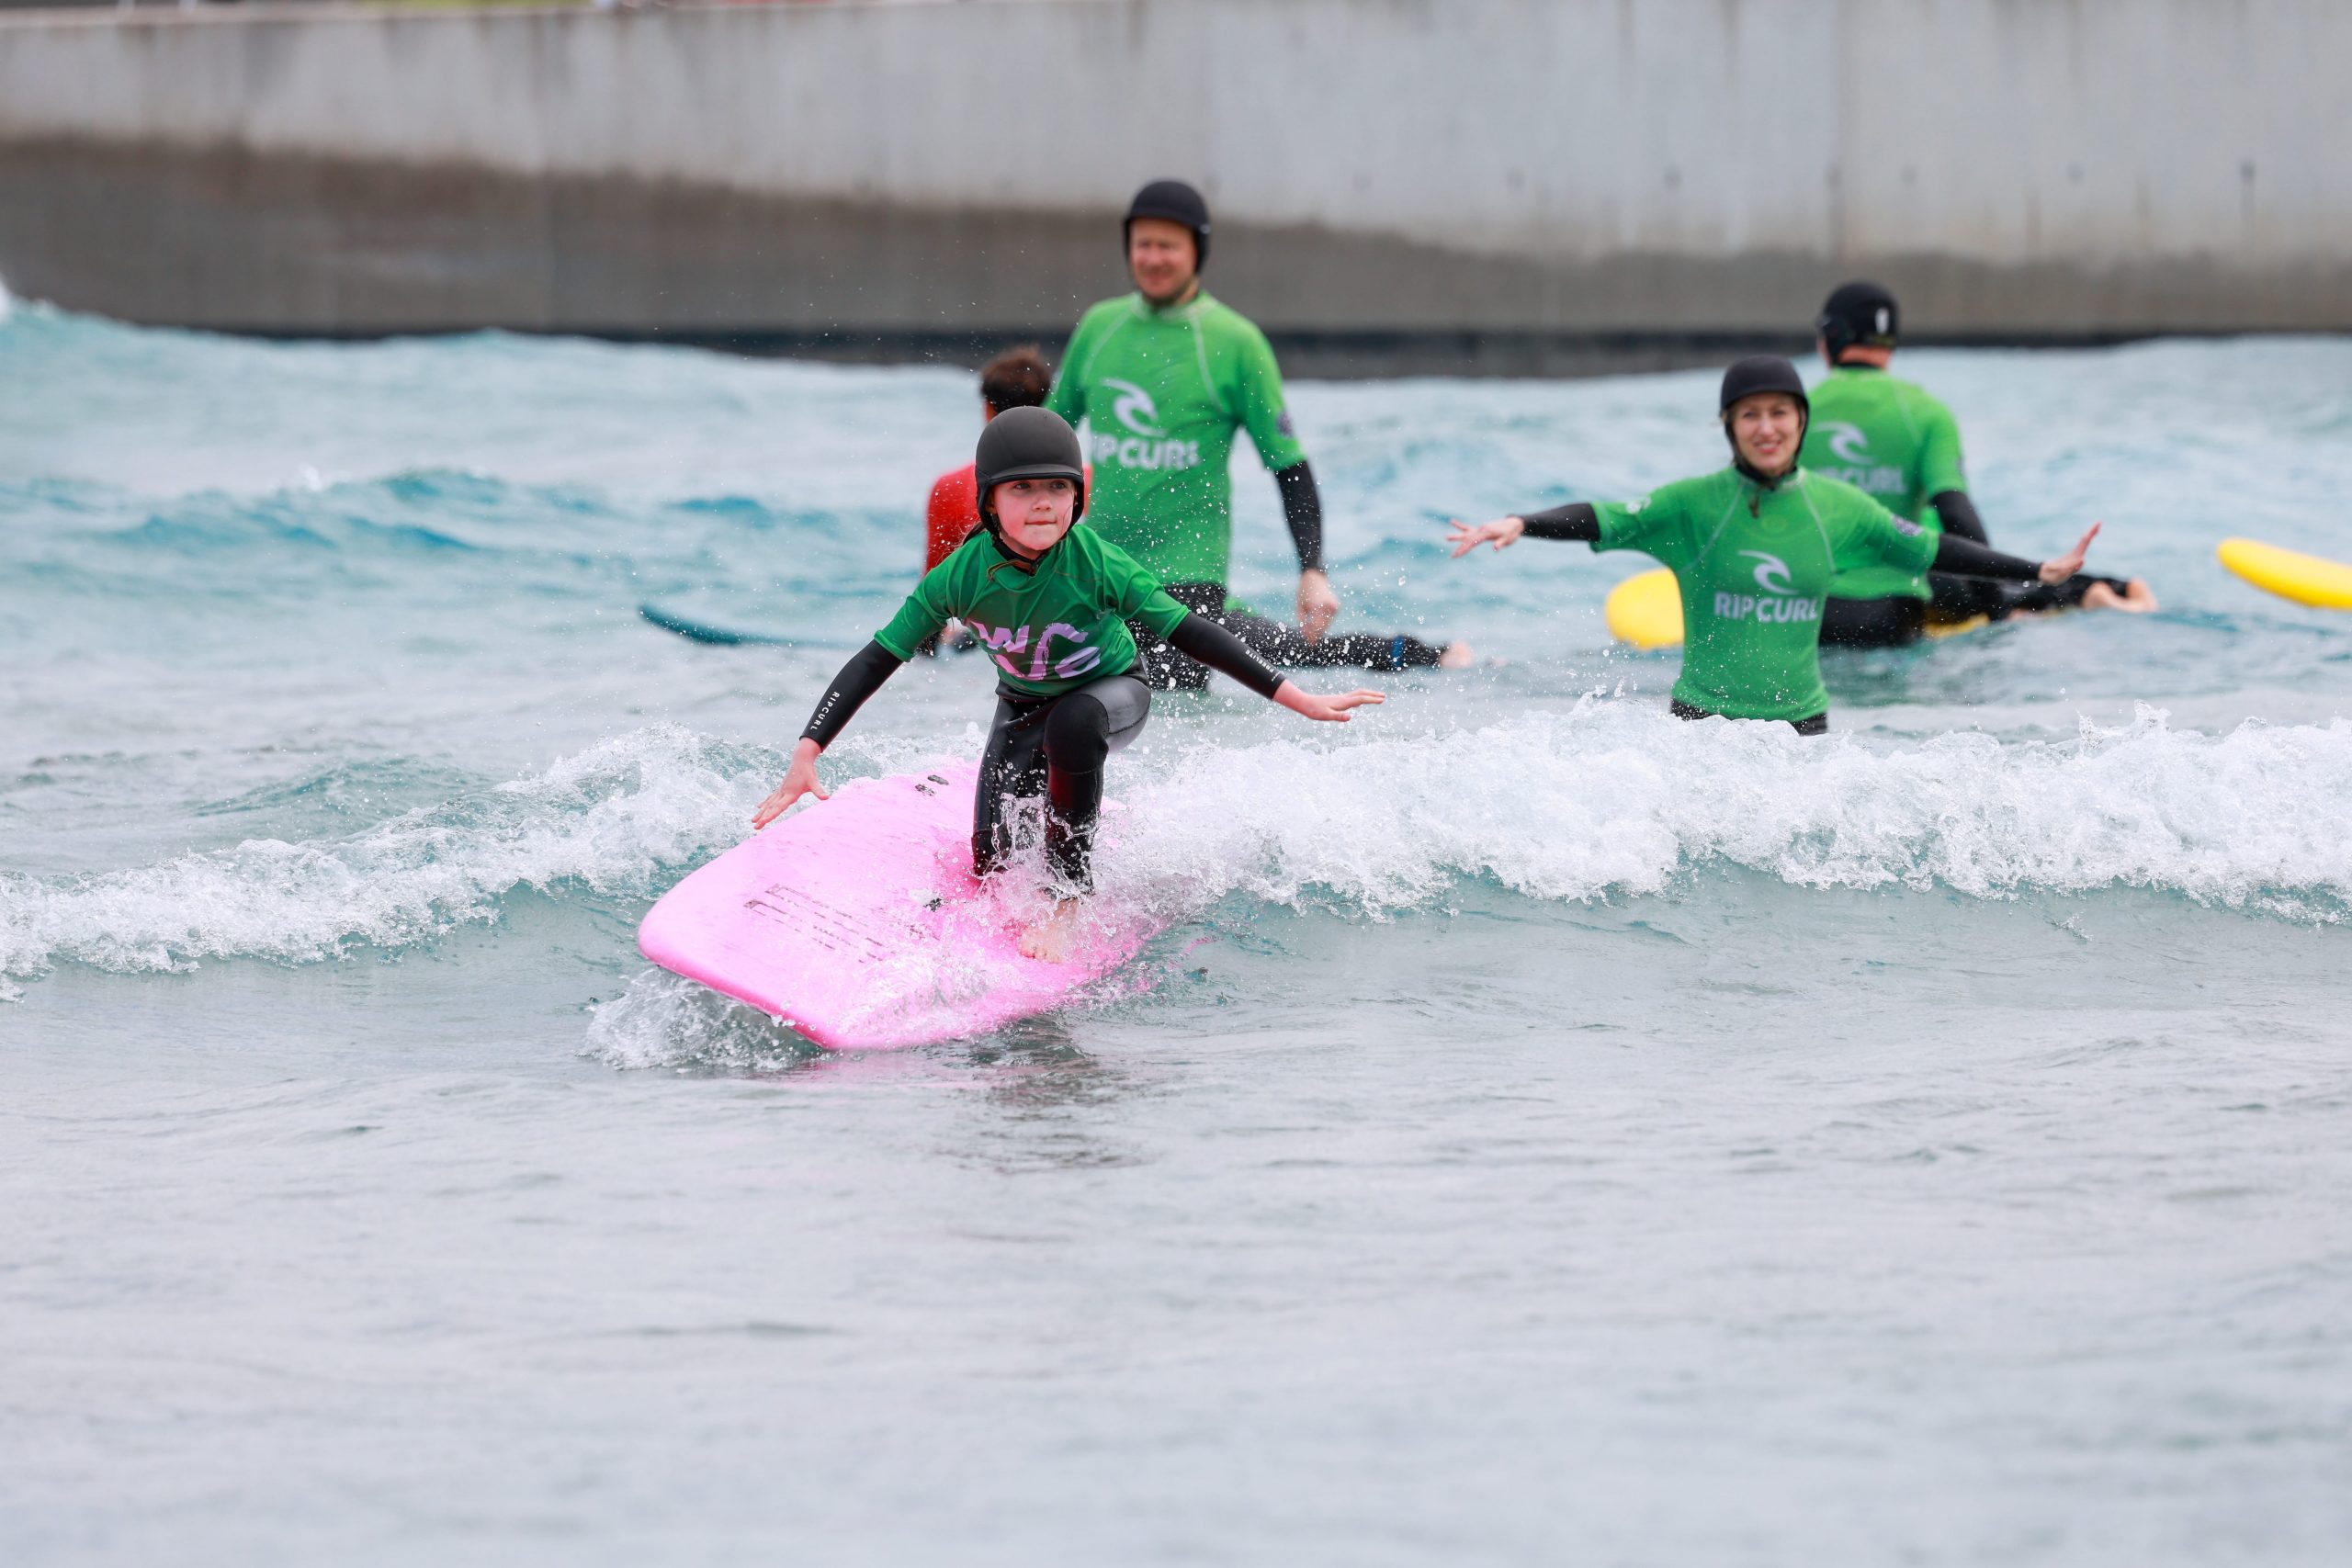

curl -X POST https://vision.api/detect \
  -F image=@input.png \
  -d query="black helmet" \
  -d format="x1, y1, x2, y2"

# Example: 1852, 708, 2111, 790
975, 406, 1087, 526
1816, 279, 1899, 358
1719, 355, 1811, 416
1124, 178, 1212, 268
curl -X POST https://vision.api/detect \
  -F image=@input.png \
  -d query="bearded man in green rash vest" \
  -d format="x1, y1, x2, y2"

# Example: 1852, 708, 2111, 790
1047, 180, 1472, 689
1807, 280, 2158, 648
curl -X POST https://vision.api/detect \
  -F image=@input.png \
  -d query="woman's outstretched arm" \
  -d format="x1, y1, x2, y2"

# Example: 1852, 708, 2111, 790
1447, 502, 1599, 555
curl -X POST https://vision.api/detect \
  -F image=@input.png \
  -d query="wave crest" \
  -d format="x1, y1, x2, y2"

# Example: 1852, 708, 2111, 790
1106, 703, 2352, 919
6, 706, 2346, 1000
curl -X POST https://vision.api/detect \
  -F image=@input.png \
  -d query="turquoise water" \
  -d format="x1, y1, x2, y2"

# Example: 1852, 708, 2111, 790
5, 289, 2350, 1564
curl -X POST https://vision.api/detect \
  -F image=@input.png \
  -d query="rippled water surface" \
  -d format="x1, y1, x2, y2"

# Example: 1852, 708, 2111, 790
5, 292, 2349, 1565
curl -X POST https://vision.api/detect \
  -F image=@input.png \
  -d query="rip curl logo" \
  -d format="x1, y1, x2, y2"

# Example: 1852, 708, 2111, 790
1103, 378, 1164, 437
1092, 377, 1202, 473
964, 618, 1104, 682
1814, 420, 1905, 497
1713, 551, 1821, 625
1741, 551, 1795, 594
1822, 423, 1871, 465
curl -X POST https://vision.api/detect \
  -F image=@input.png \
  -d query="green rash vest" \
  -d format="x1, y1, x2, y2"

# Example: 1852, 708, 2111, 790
1594, 468, 1939, 722
1801, 366, 1970, 603
1045, 291, 1308, 586
872, 525, 1191, 700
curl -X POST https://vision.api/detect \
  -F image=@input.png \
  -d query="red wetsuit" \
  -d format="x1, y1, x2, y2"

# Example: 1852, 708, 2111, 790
923, 464, 981, 574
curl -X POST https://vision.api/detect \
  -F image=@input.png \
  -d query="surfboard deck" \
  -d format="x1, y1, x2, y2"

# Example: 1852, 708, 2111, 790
2217, 537, 2352, 611
1603, 566, 1986, 649
638, 761, 1165, 1050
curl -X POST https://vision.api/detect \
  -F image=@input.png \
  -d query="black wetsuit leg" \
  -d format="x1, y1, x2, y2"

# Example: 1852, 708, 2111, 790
971, 673, 1151, 893
1128, 582, 1447, 690
1669, 698, 1828, 737
1820, 594, 1929, 648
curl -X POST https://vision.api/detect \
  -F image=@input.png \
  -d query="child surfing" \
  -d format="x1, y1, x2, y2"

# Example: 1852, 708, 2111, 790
752, 408, 1384, 962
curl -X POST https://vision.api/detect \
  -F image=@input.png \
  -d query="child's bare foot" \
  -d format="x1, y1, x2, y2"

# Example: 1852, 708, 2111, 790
1438, 640, 1476, 670
2082, 578, 2159, 613
1019, 897, 1083, 963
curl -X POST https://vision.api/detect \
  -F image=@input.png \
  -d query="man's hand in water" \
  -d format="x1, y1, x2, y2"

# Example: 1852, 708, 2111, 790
1273, 683, 1385, 723
1446, 516, 1526, 557
2039, 522, 2103, 584
1296, 570, 1340, 644
751, 739, 827, 829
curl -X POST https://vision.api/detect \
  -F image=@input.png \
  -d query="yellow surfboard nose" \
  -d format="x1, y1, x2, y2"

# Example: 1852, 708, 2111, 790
2217, 537, 2352, 610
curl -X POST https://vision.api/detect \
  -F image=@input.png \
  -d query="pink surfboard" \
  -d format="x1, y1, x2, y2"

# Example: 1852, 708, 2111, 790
638, 761, 1166, 1049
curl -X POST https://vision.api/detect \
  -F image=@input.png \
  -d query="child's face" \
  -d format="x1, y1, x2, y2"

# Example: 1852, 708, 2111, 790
991, 478, 1078, 557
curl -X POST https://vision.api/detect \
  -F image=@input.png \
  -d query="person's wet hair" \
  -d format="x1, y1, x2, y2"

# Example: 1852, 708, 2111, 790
979, 345, 1054, 415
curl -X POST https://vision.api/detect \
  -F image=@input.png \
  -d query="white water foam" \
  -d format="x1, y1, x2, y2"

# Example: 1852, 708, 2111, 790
0, 726, 760, 989
1107, 701, 2352, 919
11, 705, 2349, 1008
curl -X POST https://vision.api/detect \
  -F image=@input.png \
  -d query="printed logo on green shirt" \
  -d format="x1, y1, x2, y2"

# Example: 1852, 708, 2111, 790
1095, 378, 1203, 473
965, 616, 1108, 683
1813, 422, 1905, 496
1714, 550, 1822, 626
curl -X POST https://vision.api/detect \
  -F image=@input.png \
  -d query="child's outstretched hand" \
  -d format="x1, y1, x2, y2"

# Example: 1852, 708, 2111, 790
1274, 684, 1386, 723
752, 739, 827, 829
1447, 515, 1526, 557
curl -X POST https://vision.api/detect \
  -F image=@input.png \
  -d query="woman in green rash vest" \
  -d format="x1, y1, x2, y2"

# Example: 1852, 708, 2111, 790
752, 408, 1385, 962
1445, 356, 2105, 734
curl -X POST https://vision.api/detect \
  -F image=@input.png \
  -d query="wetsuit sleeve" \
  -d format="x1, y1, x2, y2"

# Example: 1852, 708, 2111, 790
872, 566, 956, 659
1231, 318, 1309, 473
1273, 461, 1326, 572
1516, 502, 1600, 541
1928, 490, 1989, 545
1166, 613, 1285, 699
1930, 534, 2044, 582
801, 639, 906, 749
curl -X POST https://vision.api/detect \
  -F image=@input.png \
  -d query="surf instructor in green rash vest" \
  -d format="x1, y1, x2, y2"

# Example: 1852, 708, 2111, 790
1047, 180, 1471, 688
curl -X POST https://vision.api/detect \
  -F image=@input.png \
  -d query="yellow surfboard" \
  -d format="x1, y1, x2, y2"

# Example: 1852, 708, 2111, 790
1602, 568, 1686, 649
1603, 567, 1987, 649
1609, 570, 1975, 649
2217, 537, 2352, 610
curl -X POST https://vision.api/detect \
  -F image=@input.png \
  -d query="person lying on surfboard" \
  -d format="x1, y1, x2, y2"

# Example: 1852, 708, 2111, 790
752, 406, 1384, 961
1446, 356, 2109, 735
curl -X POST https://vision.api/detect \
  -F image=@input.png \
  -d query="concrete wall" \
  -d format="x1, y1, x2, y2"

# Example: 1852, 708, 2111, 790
1, 0, 2346, 370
